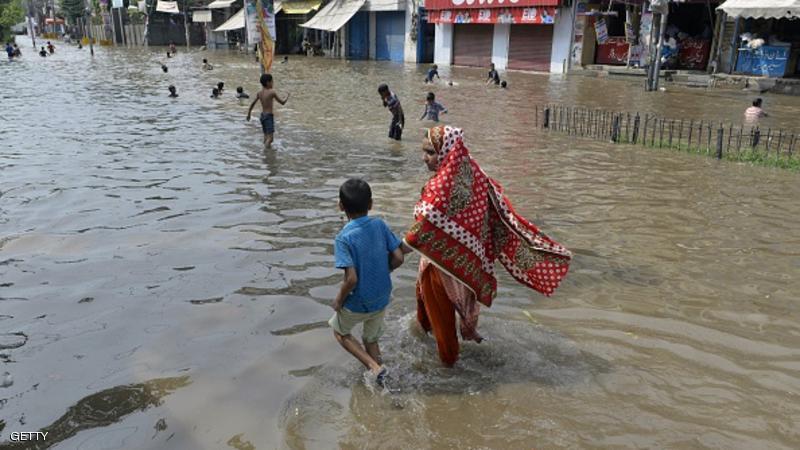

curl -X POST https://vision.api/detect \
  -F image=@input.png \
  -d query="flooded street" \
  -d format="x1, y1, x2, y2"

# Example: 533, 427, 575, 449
2, 44, 800, 449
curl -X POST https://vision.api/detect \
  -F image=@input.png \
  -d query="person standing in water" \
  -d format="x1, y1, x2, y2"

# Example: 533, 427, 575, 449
744, 98, 768, 123
246, 73, 290, 149
486, 63, 500, 86
378, 84, 404, 141
168, 85, 178, 98
419, 92, 448, 122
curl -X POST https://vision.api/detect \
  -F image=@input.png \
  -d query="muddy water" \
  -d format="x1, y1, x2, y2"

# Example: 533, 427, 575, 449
1, 43, 799, 449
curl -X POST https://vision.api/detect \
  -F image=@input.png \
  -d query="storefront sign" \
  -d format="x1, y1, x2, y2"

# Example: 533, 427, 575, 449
595, 36, 628, 65
425, 0, 559, 11
594, 18, 608, 45
677, 38, 710, 70
428, 6, 556, 24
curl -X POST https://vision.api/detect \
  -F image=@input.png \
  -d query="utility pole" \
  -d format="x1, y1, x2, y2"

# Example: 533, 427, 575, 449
84, 0, 95, 55
183, 0, 190, 48
26, 0, 36, 48
651, 7, 668, 91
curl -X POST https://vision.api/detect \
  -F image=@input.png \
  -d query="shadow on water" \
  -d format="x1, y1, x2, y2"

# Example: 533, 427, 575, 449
0, 376, 190, 450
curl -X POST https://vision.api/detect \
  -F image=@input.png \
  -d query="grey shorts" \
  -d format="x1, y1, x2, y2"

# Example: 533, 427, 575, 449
260, 112, 274, 135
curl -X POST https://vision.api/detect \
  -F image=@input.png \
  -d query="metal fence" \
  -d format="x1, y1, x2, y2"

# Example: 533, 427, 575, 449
536, 104, 798, 168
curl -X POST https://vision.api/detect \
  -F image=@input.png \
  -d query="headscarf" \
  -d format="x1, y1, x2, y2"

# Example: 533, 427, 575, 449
406, 126, 572, 307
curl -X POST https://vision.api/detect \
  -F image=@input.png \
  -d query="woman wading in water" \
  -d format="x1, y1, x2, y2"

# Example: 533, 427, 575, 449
402, 126, 572, 366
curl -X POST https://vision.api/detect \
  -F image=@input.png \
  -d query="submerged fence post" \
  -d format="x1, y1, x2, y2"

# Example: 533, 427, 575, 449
633, 113, 641, 145
543, 107, 550, 129
688, 119, 694, 150
752, 127, 760, 149
611, 114, 620, 143
678, 120, 683, 150
698, 121, 704, 153
716, 124, 724, 159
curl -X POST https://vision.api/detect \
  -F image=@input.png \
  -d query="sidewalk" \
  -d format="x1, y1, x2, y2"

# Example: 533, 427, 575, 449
570, 64, 800, 95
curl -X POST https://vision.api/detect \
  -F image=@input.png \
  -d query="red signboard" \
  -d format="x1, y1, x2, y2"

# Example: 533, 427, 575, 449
425, 0, 559, 11
678, 38, 710, 70
428, 6, 556, 24
595, 37, 629, 65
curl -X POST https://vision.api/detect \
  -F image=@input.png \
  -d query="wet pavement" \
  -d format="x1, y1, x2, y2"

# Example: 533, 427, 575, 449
1, 41, 800, 449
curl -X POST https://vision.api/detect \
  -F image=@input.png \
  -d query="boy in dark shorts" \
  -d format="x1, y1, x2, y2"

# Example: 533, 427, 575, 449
378, 84, 404, 141
246, 73, 290, 149
330, 178, 404, 386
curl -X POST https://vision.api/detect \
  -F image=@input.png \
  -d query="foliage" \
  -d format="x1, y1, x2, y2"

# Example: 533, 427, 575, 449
60, 0, 86, 22
0, 0, 25, 42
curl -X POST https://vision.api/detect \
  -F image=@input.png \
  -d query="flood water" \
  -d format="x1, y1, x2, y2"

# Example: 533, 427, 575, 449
2, 42, 800, 449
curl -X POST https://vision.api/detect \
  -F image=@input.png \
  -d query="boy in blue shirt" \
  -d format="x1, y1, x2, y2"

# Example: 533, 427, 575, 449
419, 92, 448, 122
330, 178, 404, 385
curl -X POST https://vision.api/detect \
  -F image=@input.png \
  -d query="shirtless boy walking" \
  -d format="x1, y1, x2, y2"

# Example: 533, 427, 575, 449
246, 73, 290, 149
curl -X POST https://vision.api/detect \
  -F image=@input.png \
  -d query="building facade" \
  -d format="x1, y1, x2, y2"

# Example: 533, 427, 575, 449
427, 0, 573, 73
301, 0, 419, 62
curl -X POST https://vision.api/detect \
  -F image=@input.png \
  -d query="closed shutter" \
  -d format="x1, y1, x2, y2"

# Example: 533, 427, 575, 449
376, 11, 405, 62
453, 24, 493, 67
347, 11, 369, 60
508, 24, 553, 72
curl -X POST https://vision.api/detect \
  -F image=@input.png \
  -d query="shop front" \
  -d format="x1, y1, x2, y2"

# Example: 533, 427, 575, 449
573, 0, 719, 71
429, 0, 564, 72
301, 0, 414, 62
719, 0, 800, 78
275, 0, 322, 54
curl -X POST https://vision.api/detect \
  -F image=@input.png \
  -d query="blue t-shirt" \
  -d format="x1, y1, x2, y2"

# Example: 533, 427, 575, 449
334, 216, 401, 313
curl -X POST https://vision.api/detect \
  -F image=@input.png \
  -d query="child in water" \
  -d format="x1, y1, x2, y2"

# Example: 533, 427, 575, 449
424, 64, 440, 83
329, 178, 404, 387
47, 41, 55, 54
235, 87, 249, 99
211, 88, 220, 98
217, 82, 225, 94
378, 84, 404, 141
168, 85, 178, 98
203, 59, 213, 70
246, 73, 290, 149
161, 64, 168, 73
39, 47, 47, 57
419, 92, 447, 122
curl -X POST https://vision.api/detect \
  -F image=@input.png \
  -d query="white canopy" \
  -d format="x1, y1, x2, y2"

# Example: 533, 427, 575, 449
274, 0, 283, 13
156, 0, 180, 14
718, 0, 800, 20
208, 0, 236, 9
301, 0, 366, 31
214, 8, 245, 31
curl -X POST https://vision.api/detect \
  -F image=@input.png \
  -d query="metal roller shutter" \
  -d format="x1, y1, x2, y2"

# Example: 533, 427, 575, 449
453, 24, 493, 68
508, 24, 553, 72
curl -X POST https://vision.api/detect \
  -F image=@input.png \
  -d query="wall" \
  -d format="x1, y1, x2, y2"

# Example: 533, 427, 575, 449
403, 0, 416, 62
434, 22, 452, 65
550, 5, 573, 73
491, 23, 510, 70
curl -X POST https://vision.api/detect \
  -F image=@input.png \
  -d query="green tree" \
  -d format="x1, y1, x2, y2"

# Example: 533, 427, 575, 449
60, 0, 85, 22
0, 0, 25, 42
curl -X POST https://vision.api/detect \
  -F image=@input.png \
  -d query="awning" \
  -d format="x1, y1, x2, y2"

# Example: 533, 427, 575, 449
193, 9, 213, 22
425, 0, 558, 11
208, 0, 236, 9
44, 17, 66, 24
281, 0, 321, 14
301, 0, 366, 31
275, 1, 283, 13
718, 0, 800, 19
156, 0, 181, 13
214, 8, 245, 31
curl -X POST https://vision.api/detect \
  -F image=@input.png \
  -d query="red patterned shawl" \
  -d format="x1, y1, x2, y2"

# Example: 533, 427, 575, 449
405, 126, 572, 307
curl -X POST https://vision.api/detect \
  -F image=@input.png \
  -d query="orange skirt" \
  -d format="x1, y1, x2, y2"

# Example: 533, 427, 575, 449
416, 265, 459, 367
